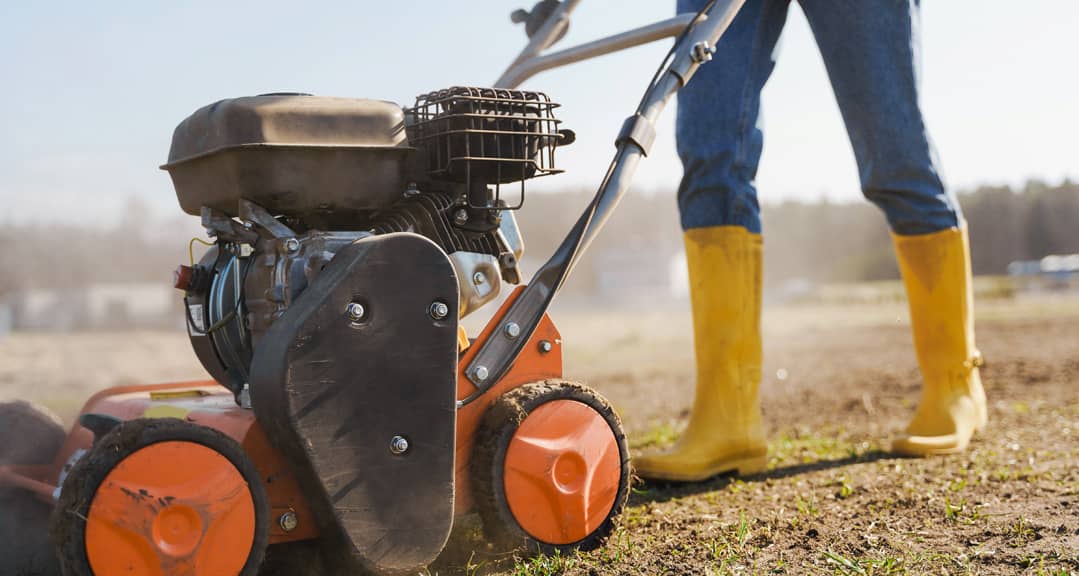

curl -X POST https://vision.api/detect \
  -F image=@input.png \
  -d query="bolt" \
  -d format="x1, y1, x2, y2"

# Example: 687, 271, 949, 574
390, 435, 409, 455
429, 301, 449, 320
538, 340, 553, 353
453, 209, 469, 226
472, 365, 489, 382
472, 271, 487, 286
284, 238, 301, 253
403, 182, 420, 198
278, 510, 299, 533
503, 322, 521, 340
345, 302, 365, 322
691, 41, 715, 63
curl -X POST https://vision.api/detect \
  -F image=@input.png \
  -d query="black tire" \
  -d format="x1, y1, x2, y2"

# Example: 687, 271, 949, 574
471, 380, 631, 555
50, 418, 270, 576
0, 401, 65, 576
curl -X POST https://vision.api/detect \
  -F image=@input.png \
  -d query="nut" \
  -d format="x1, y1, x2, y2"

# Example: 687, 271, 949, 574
429, 301, 450, 320
278, 511, 299, 533
389, 435, 409, 455
345, 302, 365, 322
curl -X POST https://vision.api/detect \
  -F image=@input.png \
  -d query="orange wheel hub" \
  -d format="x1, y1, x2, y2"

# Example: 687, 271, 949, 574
503, 399, 622, 545
85, 440, 256, 576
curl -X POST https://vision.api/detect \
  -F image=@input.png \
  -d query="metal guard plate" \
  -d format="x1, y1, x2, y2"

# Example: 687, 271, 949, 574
250, 232, 458, 574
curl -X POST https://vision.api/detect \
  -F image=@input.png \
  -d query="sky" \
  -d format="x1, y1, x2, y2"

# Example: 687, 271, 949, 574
1, 1, 1076, 229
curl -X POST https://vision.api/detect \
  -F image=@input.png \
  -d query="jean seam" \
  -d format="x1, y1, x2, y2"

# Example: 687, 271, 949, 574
733, 3, 772, 171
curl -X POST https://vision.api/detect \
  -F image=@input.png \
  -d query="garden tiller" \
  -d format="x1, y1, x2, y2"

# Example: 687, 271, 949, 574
0, 1, 746, 574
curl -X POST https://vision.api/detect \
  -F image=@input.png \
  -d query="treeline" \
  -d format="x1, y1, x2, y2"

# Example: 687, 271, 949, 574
516, 179, 1079, 289
1, 181, 1076, 297
0, 199, 201, 295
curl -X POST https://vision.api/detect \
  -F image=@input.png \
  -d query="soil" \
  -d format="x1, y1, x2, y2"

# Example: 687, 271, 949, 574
438, 295, 1079, 575
2, 295, 1076, 575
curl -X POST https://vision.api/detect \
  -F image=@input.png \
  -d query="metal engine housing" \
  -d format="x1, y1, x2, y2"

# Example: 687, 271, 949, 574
169, 90, 555, 396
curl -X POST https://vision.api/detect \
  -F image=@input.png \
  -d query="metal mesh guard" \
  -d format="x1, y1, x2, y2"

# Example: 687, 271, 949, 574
406, 87, 563, 208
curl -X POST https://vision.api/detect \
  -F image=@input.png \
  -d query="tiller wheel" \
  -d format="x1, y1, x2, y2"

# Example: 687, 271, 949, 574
51, 418, 269, 576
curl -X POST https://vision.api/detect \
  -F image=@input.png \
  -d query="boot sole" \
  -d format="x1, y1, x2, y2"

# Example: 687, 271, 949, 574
891, 429, 976, 457
637, 455, 767, 483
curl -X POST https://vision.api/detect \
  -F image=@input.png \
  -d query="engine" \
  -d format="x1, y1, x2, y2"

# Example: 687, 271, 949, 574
163, 88, 566, 396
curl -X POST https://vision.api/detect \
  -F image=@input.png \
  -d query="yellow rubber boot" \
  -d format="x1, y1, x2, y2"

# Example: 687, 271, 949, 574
635, 226, 767, 482
892, 225, 988, 456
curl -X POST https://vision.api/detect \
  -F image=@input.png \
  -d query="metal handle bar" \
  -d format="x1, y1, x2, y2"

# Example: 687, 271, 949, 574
463, 0, 746, 397
495, 12, 699, 90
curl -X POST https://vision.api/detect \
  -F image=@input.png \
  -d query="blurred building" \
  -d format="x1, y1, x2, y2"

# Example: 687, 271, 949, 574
10, 284, 183, 332
1007, 253, 1079, 290
0, 301, 11, 337
591, 246, 686, 303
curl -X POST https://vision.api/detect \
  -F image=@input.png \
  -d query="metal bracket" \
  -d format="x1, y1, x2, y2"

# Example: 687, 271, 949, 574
615, 113, 656, 156
239, 198, 296, 240
670, 17, 718, 86
200, 207, 258, 245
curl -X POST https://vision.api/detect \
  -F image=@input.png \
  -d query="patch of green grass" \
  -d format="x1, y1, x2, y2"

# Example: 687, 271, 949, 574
1016, 551, 1077, 575
630, 422, 679, 451
769, 429, 873, 467
593, 525, 637, 565
796, 494, 820, 518
943, 493, 965, 522
821, 550, 907, 575
511, 550, 577, 576
1007, 516, 1037, 547
831, 476, 855, 499
463, 551, 486, 576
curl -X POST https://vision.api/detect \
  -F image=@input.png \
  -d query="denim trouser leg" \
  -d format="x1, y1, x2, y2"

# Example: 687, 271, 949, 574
676, 0, 790, 234
676, 0, 962, 235
800, 0, 960, 235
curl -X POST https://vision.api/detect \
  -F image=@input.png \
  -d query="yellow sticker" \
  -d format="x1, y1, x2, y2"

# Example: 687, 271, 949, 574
142, 405, 191, 420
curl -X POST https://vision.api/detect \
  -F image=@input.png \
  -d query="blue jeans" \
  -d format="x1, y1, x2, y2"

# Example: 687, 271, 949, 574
676, 0, 961, 235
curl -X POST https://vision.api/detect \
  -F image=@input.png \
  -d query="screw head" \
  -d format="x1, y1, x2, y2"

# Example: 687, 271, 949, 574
472, 365, 489, 382
278, 510, 299, 532
345, 302, 365, 322
453, 209, 469, 226
539, 340, 553, 353
691, 41, 715, 63
429, 301, 450, 320
472, 271, 487, 286
284, 238, 301, 253
503, 322, 521, 339
390, 435, 409, 455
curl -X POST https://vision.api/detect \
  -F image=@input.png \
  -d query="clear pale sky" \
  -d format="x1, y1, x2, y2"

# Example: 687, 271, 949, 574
1, 1, 1076, 228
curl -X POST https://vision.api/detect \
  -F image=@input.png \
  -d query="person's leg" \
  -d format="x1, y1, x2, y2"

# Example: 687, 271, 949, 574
801, 0, 986, 455
634, 0, 790, 482
676, 0, 789, 234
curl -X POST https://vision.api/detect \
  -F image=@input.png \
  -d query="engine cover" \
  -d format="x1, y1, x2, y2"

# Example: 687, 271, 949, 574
162, 94, 412, 221
249, 232, 458, 574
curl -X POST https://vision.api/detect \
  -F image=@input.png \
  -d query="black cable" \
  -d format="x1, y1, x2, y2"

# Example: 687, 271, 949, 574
633, 0, 717, 114
182, 244, 247, 336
